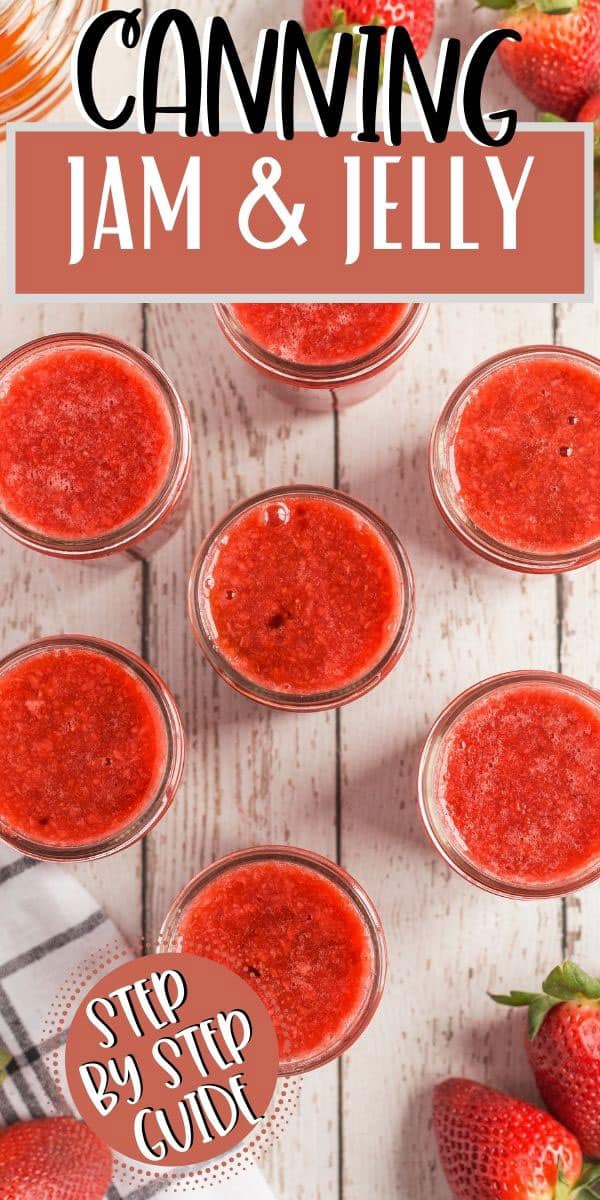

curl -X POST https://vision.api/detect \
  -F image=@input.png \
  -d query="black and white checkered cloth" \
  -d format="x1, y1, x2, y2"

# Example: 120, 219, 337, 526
0, 845, 275, 1200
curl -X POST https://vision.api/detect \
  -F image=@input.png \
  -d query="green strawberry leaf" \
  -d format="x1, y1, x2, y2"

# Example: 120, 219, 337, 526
535, 0, 579, 13
305, 8, 387, 77
543, 962, 600, 1002
476, 0, 579, 11
475, 1, 518, 10
305, 26, 337, 69
0, 1046, 11, 1085
538, 112, 565, 122
490, 963, 600, 1039
528, 995, 563, 1039
490, 989, 562, 1039
304, 7, 350, 70
572, 1162, 600, 1198
490, 990, 539, 1006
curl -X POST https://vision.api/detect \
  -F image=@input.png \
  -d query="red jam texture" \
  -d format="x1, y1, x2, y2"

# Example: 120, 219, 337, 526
437, 683, 600, 887
0, 647, 167, 848
452, 355, 600, 554
179, 860, 374, 1063
203, 494, 403, 695
0, 346, 174, 540
231, 304, 408, 367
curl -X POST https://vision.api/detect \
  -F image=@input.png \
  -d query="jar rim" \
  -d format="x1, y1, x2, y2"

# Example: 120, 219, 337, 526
157, 843, 388, 1076
214, 303, 429, 388
188, 484, 415, 712
429, 344, 600, 574
0, 332, 192, 559
418, 669, 600, 900
0, 633, 186, 861
0, 1, 108, 134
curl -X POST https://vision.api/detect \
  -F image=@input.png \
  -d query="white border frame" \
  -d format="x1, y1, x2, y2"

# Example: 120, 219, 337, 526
6, 122, 594, 303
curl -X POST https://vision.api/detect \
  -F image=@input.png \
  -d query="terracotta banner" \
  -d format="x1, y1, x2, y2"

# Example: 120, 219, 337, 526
9, 125, 592, 300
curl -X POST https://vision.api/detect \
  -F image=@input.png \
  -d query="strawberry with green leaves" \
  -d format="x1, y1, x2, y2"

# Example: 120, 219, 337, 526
303, 0, 434, 72
0, 1116, 112, 1199
478, 0, 600, 120
433, 1077, 600, 1200
493, 962, 600, 1160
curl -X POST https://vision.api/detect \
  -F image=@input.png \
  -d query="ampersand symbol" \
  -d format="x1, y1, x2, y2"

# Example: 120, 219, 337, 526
238, 157, 307, 251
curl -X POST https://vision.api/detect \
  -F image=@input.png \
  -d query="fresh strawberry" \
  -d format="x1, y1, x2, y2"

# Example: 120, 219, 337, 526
303, 1, 434, 72
478, 0, 600, 120
433, 1078, 594, 1200
578, 92, 600, 124
578, 91, 600, 141
493, 961, 600, 1160
540, 90, 600, 134
0, 1116, 112, 1200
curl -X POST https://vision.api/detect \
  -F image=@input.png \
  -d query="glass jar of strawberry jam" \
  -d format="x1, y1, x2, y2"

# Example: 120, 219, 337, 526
188, 485, 415, 711
0, 1, 106, 135
418, 670, 600, 900
0, 635, 185, 861
215, 303, 428, 411
0, 333, 192, 559
429, 345, 600, 573
159, 845, 387, 1075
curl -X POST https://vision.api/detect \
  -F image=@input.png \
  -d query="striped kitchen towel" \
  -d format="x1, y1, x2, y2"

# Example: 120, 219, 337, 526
0, 845, 276, 1200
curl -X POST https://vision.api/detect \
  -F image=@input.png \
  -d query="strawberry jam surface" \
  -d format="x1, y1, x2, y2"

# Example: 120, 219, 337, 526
0, 345, 174, 540
0, 647, 167, 848
203, 494, 404, 695
178, 859, 375, 1064
452, 355, 600, 555
437, 683, 600, 888
231, 303, 409, 367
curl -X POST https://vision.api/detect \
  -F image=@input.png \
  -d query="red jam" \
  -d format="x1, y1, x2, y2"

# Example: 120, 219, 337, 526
203, 494, 404, 695
0, 345, 174, 540
436, 683, 600, 887
0, 647, 167, 848
231, 304, 408, 367
178, 859, 375, 1064
452, 355, 600, 554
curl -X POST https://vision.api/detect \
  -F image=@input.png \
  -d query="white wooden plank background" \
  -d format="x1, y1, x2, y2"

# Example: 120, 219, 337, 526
0, 2, 598, 1197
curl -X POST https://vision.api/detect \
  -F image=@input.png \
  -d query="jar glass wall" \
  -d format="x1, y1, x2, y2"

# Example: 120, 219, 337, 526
0, 333, 192, 560
429, 345, 600, 574
0, 1, 107, 135
215, 303, 428, 411
188, 484, 415, 711
0, 635, 185, 862
159, 844, 387, 1075
418, 670, 600, 900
